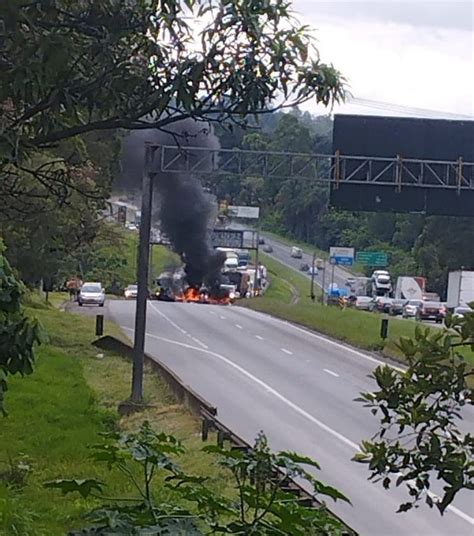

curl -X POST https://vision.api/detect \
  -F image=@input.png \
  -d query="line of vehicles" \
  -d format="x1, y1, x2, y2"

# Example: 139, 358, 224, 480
345, 269, 474, 323
122, 247, 267, 305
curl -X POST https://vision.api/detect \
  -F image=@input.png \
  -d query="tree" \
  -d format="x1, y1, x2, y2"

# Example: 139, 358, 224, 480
0, 241, 46, 415
355, 316, 474, 514
1, 0, 345, 209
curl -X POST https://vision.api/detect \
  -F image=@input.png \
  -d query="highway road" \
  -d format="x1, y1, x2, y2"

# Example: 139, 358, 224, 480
260, 235, 354, 292
100, 298, 474, 536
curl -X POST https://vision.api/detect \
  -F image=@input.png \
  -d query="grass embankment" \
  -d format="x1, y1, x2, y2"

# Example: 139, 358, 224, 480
247, 254, 474, 367
0, 302, 228, 536
120, 229, 180, 283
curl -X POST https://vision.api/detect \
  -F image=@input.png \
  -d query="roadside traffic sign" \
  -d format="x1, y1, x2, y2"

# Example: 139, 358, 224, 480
329, 246, 355, 266
356, 251, 388, 267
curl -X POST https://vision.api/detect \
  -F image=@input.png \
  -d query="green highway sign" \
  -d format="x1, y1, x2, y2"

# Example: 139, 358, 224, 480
356, 251, 388, 266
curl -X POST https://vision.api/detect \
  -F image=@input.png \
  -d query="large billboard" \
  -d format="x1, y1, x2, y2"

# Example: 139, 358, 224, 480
330, 115, 474, 216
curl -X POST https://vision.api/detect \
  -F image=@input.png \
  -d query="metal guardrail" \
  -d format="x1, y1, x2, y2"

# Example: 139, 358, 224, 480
150, 144, 474, 192
94, 335, 356, 534
201, 408, 356, 535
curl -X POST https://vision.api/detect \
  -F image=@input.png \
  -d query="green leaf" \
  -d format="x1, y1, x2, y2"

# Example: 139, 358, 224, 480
44, 478, 105, 498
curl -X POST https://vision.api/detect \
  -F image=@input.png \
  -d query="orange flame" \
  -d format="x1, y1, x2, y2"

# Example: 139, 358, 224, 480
184, 287, 201, 302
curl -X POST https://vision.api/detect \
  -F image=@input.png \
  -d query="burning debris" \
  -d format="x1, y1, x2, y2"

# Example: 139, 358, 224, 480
121, 119, 227, 301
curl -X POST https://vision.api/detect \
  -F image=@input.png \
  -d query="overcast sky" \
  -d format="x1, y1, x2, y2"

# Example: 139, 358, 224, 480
291, 1, 474, 118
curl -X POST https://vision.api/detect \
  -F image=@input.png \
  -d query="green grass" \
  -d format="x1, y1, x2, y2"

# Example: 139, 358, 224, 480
120, 230, 180, 284
246, 254, 474, 366
0, 302, 229, 535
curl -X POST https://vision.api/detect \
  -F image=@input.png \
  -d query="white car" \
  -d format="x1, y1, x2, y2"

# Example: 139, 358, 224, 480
355, 296, 374, 311
290, 247, 303, 259
124, 284, 138, 299
453, 306, 473, 319
402, 300, 422, 318
308, 266, 318, 276
78, 282, 105, 307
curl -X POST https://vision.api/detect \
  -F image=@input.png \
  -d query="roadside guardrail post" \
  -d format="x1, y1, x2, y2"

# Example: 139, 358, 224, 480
380, 317, 389, 340
202, 417, 210, 441
96, 315, 104, 337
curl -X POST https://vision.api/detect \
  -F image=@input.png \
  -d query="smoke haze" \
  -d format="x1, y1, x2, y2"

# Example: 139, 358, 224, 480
120, 119, 225, 290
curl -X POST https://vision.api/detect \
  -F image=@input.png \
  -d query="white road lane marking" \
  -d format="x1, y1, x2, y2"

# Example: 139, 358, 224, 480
234, 307, 405, 372
192, 336, 209, 350
324, 368, 340, 378
281, 348, 293, 355
149, 302, 188, 335
149, 302, 205, 347
119, 324, 474, 527
235, 324, 243, 329
255, 335, 264, 340
220, 315, 226, 320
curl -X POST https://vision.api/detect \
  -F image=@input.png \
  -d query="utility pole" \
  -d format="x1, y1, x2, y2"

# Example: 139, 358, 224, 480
131, 145, 155, 404
310, 251, 316, 301
254, 229, 260, 294
321, 258, 326, 305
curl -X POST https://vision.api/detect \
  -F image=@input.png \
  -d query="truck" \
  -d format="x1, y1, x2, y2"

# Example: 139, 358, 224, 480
371, 270, 392, 297
446, 270, 474, 309
395, 276, 424, 301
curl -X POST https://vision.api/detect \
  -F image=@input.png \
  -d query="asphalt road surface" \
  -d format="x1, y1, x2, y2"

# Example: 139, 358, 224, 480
93, 298, 474, 536
259, 235, 446, 330
260, 235, 353, 292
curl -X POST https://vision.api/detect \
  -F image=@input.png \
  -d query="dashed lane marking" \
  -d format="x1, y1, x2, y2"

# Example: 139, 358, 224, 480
324, 368, 340, 378
281, 348, 293, 355
119, 324, 474, 527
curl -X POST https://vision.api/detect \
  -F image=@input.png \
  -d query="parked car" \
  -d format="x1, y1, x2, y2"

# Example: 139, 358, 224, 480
124, 284, 138, 299
78, 282, 105, 307
290, 247, 303, 259
262, 244, 273, 253
389, 299, 407, 316
416, 302, 446, 323
453, 305, 473, 319
355, 296, 374, 311
300, 263, 310, 272
402, 299, 423, 318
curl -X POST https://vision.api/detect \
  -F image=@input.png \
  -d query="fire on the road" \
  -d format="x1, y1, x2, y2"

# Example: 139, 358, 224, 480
174, 287, 231, 305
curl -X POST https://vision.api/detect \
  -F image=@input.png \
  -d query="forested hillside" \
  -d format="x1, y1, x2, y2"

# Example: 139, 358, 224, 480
210, 110, 474, 297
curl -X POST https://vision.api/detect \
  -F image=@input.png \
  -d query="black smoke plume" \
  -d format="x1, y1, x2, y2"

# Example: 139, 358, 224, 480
120, 119, 225, 290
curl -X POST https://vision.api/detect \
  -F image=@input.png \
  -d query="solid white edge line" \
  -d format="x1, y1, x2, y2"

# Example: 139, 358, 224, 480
121, 325, 358, 450
324, 368, 340, 378
234, 306, 405, 372
149, 302, 207, 348
120, 323, 474, 526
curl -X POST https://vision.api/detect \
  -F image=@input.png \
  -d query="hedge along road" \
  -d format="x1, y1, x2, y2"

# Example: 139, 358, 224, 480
107, 298, 474, 536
